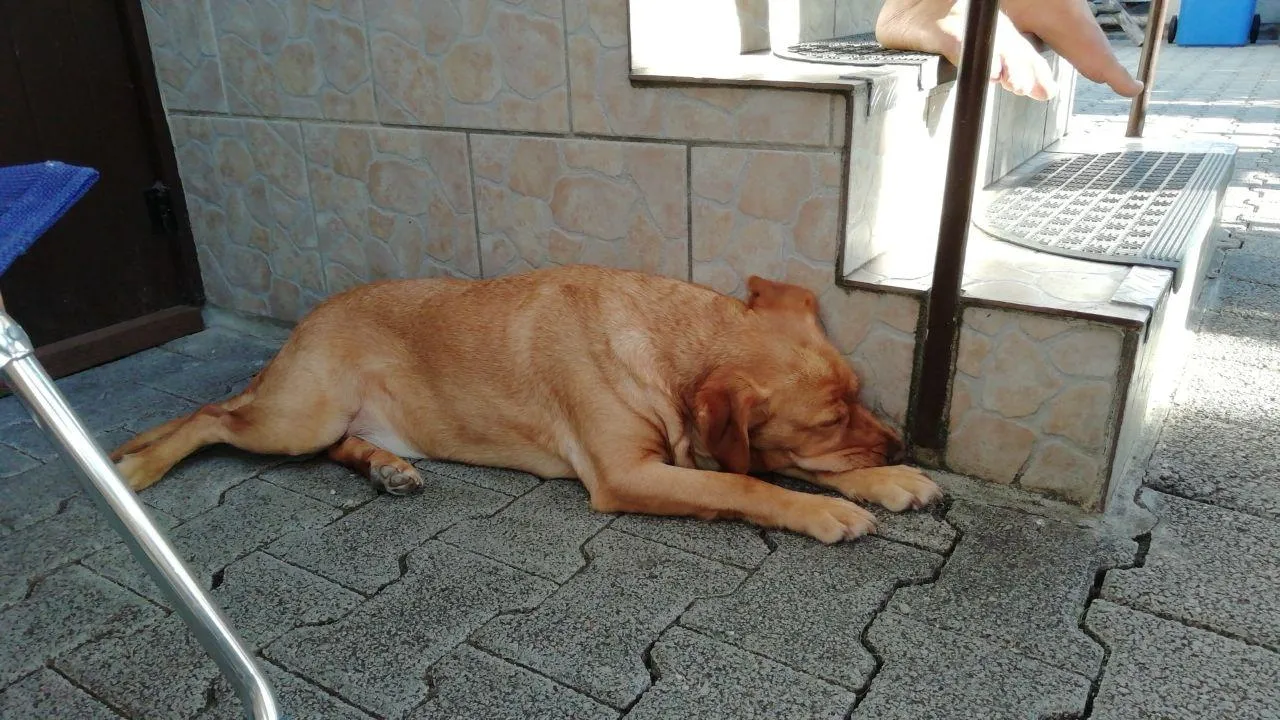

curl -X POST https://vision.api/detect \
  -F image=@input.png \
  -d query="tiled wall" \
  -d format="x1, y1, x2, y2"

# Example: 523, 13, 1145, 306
946, 306, 1131, 509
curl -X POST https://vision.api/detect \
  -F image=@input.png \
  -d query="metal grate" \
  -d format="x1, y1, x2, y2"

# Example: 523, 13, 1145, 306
976, 150, 1232, 269
775, 33, 937, 66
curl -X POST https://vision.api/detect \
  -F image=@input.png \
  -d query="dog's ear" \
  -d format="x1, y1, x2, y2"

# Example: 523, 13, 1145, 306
746, 276, 818, 324
691, 369, 765, 474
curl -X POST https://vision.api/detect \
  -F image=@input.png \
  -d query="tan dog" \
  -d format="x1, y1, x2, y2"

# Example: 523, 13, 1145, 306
112, 265, 940, 543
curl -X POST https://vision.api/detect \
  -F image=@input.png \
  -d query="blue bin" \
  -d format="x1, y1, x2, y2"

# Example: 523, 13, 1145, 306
1172, 0, 1259, 46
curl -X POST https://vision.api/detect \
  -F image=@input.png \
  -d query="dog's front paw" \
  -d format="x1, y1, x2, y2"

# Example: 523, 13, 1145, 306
792, 495, 877, 544
372, 464, 423, 496
865, 465, 942, 512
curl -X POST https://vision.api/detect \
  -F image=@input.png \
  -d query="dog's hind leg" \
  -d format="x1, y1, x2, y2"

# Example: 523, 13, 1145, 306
113, 372, 355, 492
326, 436, 423, 495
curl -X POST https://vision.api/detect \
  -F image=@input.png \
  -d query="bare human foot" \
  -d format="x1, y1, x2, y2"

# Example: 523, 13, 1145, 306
876, 0, 1058, 100
1001, 0, 1143, 97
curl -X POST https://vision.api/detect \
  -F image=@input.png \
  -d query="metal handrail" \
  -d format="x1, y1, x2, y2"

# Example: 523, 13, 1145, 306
908, 0, 1002, 452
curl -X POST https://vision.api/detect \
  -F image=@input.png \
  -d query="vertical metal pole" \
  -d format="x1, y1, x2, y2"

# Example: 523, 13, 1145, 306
1126, 0, 1170, 137
909, 0, 1001, 451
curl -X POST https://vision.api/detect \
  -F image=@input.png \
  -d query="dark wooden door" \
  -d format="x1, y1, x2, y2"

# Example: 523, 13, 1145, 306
0, 0, 204, 378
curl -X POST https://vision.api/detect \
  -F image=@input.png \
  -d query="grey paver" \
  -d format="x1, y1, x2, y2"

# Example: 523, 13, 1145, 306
1086, 600, 1280, 720
1194, 310, 1280, 372
473, 530, 745, 709
439, 479, 611, 581
627, 627, 855, 720
609, 514, 772, 569
1218, 278, 1280, 320
0, 497, 173, 611
137, 448, 286, 520
86, 479, 339, 605
407, 645, 618, 720
1102, 490, 1280, 650
417, 458, 543, 496
1172, 357, 1280, 430
0, 668, 122, 719
1, 416, 172, 463
0, 444, 37, 480
891, 502, 1133, 676
0, 565, 162, 687
258, 458, 378, 510
163, 326, 281, 365
56, 616, 217, 720
681, 534, 939, 689
209, 552, 362, 649
852, 612, 1092, 720
869, 505, 958, 553
1222, 251, 1280, 286
268, 475, 510, 593
266, 541, 555, 718
198, 661, 374, 720
142, 353, 266, 404
1146, 414, 1279, 519
0, 429, 132, 532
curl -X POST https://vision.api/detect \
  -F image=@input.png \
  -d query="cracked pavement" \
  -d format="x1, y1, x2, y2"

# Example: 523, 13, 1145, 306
2, 42, 1280, 719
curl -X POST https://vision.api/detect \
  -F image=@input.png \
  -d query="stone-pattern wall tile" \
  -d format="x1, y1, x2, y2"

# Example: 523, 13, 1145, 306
691, 146, 918, 427
565, 0, 837, 146
365, 0, 570, 132
474, 136, 688, 279
211, 0, 375, 121
304, 124, 478, 292
142, 0, 227, 112
171, 117, 324, 321
946, 306, 1129, 508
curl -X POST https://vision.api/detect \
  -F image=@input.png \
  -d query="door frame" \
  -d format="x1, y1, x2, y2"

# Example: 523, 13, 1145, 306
9, 1, 208, 379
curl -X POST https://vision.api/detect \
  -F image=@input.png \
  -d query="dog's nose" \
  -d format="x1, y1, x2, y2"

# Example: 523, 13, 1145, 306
885, 437, 906, 464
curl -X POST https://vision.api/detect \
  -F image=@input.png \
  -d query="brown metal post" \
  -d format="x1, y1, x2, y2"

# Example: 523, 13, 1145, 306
908, 0, 1001, 451
1127, 0, 1170, 137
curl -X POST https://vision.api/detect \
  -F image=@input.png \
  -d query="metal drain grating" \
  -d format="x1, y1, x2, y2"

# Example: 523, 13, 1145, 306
976, 150, 1233, 270
775, 33, 937, 66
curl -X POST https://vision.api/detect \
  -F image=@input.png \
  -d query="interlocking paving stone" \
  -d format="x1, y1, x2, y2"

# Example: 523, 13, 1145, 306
268, 475, 510, 593
0, 565, 162, 687
85, 479, 340, 605
0, 497, 174, 611
609, 515, 772, 569
163, 326, 281, 365
56, 615, 218, 719
417, 458, 543, 496
407, 645, 618, 720
1102, 490, 1280, 649
1193, 310, 1280, 373
0, 429, 131, 532
198, 661, 374, 720
138, 448, 286, 521
1, 413, 177, 463
266, 541, 555, 718
1146, 414, 1279, 519
681, 534, 939, 689
473, 530, 745, 709
852, 613, 1092, 720
210, 552, 362, 649
1172, 358, 1280, 430
0, 444, 37, 480
890, 502, 1134, 676
1086, 600, 1280, 719
257, 458, 378, 510
0, 668, 121, 719
627, 627, 855, 720
868, 505, 958, 553
439, 479, 611, 581
0, 394, 25, 427
1218, 278, 1280, 320
1222, 251, 1280, 286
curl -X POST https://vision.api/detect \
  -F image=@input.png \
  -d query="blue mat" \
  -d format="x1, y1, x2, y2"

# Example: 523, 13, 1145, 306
0, 161, 99, 278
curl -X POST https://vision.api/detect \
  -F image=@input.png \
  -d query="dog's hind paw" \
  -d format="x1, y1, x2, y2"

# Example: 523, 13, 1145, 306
373, 464, 424, 496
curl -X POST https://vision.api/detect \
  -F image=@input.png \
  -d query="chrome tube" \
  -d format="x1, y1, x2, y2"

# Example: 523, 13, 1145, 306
0, 311, 281, 720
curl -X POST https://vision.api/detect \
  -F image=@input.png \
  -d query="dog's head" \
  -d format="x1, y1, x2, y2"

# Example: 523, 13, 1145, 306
687, 276, 904, 475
